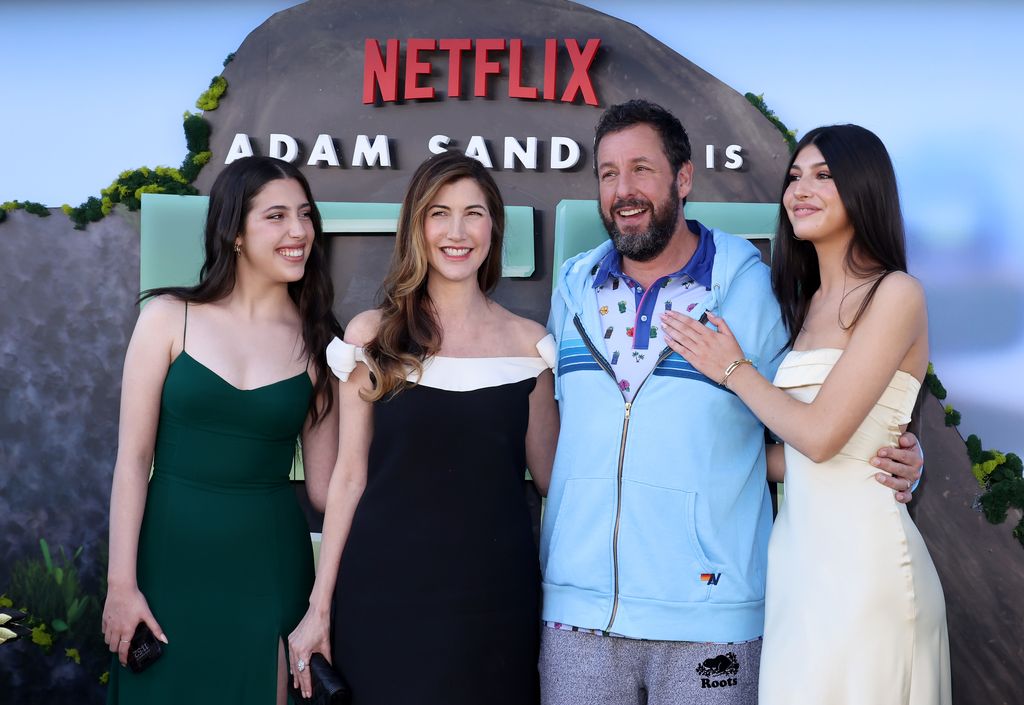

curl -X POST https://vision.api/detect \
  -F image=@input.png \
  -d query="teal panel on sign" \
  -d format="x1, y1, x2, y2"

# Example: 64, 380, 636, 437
139, 194, 208, 293
552, 200, 779, 290
140, 194, 535, 294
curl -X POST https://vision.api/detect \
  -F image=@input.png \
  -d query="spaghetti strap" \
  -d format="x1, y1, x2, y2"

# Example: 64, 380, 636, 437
182, 301, 189, 352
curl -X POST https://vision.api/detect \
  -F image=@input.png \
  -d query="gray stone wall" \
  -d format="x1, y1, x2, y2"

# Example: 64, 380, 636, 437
1, 207, 139, 583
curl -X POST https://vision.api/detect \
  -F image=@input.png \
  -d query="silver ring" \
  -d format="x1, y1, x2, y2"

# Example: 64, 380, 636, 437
297, 658, 306, 672
120, 638, 131, 643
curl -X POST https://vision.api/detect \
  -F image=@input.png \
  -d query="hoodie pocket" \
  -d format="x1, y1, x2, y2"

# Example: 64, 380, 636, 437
543, 478, 616, 595
616, 480, 718, 603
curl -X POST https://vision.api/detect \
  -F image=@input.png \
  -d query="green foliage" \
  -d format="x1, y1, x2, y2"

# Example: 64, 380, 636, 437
924, 362, 947, 400
8, 539, 98, 642
223, 52, 236, 67
0, 199, 51, 219
180, 112, 214, 183
928, 368, 1023, 549
3, 538, 107, 693
744, 93, 797, 152
68, 196, 104, 230
68, 166, 197, 235
32, 624, 53, 648
98, 166, 196, 213
183, 112, 211, 154
977, 453, 1024, 549
196, 75, 228, 111
23, 201, 50, 217
969, 436, 1024, 548
966, 433, 984, 464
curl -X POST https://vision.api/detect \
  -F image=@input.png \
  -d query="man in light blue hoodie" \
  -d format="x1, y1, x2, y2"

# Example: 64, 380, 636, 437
539, 100, 923, 705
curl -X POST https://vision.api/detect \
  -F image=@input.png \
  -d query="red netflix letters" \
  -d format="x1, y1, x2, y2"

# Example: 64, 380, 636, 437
363, 38, 601, 106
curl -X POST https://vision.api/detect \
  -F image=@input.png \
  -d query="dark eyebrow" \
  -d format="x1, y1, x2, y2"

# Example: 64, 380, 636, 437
789, 161, 828, 171
597, 155, 654, 171
261, 202, 310, 213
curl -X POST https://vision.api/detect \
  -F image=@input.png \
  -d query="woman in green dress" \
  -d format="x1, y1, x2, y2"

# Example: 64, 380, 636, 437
102, 156, 342, 704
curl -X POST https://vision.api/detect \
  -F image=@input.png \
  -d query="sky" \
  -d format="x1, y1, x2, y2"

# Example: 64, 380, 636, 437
3, 0, 1023, 452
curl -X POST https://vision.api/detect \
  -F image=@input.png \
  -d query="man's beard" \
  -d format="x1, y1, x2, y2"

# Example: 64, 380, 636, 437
600, 186, 681, 262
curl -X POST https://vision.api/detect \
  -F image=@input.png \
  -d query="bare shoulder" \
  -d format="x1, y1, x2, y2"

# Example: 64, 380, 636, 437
872, 271, 926, 313
491, 304, 549, 356
344, 309, 383, 346
854, 271, 928, 353
135, 295, 184, 337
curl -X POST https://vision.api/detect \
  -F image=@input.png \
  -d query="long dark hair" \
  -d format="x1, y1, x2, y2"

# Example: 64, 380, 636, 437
363, 151, 505, 401
143, 156, 342, 424
772, 124, 907, 350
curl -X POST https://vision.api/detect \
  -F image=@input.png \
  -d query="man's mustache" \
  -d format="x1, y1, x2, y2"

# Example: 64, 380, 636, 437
610, 197, 653, 213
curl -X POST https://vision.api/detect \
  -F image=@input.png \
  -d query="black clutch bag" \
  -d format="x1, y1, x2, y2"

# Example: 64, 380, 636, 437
126, 622, 163, 673
291, 653, 350, 705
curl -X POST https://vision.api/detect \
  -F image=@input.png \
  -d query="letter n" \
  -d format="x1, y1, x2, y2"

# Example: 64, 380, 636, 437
363, 39, 399, 104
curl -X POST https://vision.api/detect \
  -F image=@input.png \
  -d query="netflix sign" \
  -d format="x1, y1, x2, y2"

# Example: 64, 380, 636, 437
362, 38, 601, 105
223, 36, 746, 175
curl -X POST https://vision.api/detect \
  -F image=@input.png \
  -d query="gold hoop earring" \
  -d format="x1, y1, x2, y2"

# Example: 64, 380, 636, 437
234, 241, 242, 255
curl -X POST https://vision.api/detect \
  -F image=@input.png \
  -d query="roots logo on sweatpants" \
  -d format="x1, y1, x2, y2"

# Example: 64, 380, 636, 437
696, 651, 740, 689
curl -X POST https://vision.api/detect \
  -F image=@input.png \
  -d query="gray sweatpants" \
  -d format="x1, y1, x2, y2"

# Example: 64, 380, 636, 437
539, 627, 760, 705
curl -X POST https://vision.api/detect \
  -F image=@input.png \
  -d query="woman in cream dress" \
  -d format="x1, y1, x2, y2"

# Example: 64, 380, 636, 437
660, 124, 950, 705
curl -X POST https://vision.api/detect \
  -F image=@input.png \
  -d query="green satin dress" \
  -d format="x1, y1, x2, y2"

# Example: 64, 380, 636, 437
107, 350, 315, 704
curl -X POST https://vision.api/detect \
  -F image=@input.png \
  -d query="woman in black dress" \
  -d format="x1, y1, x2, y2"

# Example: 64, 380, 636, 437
287, 151, 559, 704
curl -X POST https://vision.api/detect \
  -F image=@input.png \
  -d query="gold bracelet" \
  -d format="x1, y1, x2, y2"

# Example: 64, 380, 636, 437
720, 358, 753, 387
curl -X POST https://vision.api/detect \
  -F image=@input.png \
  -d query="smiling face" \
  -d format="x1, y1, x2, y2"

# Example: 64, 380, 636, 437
235, 177, 314, 284
784, 144, 853, 244
596, 123, 692, 262
422, 177, 494, 286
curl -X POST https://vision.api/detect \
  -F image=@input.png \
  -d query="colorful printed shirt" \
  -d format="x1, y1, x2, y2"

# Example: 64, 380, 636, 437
593, 221, 715, 401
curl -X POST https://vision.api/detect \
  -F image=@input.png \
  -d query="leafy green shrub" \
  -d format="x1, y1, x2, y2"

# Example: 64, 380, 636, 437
23, 201, 50, 217
183, 112, 211, 154
0, 200, 50, 220
223, 52, 236, 67
976, 451, 1024, 547
195, 75, 228, 111
100, 166, 196, 211
925, 362, 947, 400
8, 540, 99, 642
67, 197, 105, 230
744, 93, 797, 152
2, 541, 107, 701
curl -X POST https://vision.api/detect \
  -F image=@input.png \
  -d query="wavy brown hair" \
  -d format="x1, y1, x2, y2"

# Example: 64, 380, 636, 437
142, 156, 342, 424
363, 151, 505, 401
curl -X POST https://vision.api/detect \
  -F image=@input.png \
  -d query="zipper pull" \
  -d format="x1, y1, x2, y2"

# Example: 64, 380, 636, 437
624, 401, 631, 418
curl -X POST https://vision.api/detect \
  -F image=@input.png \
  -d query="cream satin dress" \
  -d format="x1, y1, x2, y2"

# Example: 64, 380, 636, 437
759, 349, 951, 705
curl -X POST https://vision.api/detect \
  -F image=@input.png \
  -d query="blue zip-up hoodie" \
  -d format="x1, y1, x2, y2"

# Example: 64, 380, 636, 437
542, 227, 788, 643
